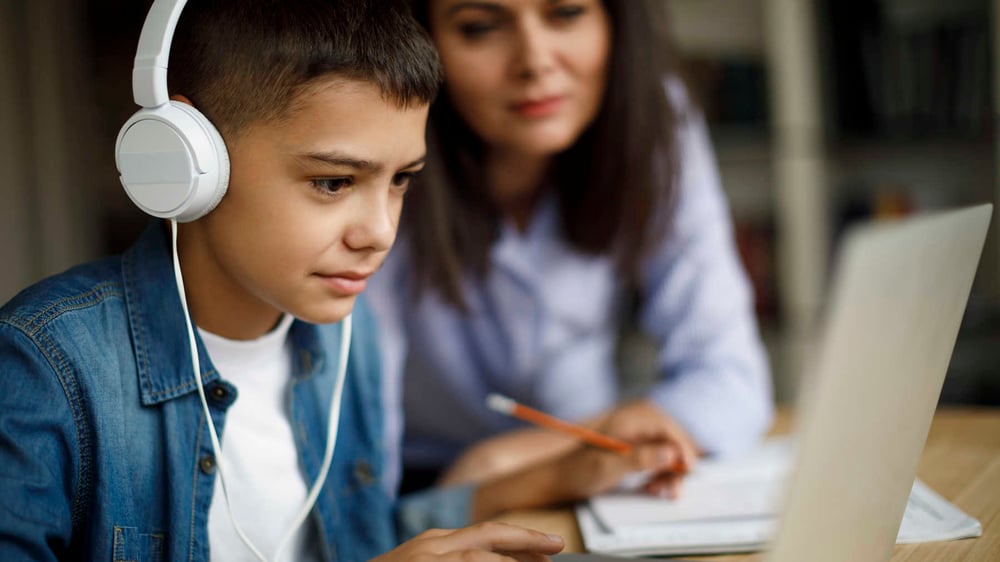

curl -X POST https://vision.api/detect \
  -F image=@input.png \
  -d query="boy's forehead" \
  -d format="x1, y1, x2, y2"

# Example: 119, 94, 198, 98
290, 76, 427, 115
232, 77, 429, 161
231, 76, 428, 140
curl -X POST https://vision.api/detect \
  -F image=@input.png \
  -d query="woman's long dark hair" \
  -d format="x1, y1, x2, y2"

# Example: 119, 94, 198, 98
405, 0, 682, 308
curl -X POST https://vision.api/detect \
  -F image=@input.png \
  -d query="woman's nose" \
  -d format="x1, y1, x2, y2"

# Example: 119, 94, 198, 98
512, 21, 556, 80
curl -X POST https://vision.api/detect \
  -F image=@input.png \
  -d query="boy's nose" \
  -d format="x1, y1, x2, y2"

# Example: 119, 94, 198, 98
343, 191, 396, 253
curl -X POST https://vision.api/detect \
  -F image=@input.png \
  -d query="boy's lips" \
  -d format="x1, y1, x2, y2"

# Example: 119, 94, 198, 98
316, 270, 373, 296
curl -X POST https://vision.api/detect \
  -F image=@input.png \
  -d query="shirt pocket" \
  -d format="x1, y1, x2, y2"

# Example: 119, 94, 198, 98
113, 526, 165, 562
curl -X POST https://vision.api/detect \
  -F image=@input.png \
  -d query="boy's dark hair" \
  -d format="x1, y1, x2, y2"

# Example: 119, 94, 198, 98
404, 0, 681, 308
168, 0, 443, 138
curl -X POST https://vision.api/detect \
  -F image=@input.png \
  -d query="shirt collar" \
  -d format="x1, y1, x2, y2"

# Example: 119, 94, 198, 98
492, 190, 559, 279
122, 222, 219, 405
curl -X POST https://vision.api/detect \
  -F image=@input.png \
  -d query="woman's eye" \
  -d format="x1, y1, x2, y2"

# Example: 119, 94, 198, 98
458, 19, 499, 39
311, 177, 352, 195
551, 4, 585, 23
392, 171, 418, 190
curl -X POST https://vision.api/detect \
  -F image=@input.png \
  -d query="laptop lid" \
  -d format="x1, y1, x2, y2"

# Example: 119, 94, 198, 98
765, 204, 992, 562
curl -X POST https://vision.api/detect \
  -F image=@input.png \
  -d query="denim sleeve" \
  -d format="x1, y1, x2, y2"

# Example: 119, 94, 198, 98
0, 323, 78, 561
639, 91, 774, 457
395, 484, 475, 540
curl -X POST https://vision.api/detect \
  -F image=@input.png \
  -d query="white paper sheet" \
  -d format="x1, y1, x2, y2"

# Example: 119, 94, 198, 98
579, 437, 981, 557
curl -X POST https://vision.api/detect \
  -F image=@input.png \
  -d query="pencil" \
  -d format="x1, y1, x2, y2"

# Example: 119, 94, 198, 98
486, 393, 633, 455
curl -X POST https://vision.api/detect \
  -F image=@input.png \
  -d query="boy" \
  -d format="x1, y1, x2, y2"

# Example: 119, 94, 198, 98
0, 0, 564, 560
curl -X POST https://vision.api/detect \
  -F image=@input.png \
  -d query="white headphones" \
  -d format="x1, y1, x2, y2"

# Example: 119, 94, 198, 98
115, 0, 229, 222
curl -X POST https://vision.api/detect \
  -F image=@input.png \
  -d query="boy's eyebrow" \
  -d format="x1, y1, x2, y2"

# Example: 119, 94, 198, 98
299, 152, 381, 172
298, 151, 426, 172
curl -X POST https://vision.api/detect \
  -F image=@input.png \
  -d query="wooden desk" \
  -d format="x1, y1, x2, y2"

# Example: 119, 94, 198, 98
495, 407, 1000, 561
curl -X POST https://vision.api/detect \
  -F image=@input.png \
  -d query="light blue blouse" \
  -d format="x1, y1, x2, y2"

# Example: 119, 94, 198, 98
368, 99, 775, 496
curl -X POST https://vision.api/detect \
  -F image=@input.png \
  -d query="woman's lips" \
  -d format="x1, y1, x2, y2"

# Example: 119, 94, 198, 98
512, 96, 564, 118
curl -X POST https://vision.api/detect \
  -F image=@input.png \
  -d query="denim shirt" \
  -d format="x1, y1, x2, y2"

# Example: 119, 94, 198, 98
0, 223, 397, 561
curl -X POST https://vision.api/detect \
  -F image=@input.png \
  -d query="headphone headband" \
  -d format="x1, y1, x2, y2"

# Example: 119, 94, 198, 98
132, 0, 188, 108
116, 0, 229, 222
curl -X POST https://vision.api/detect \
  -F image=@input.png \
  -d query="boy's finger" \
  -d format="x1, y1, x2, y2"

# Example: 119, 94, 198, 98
446, 521, 565, 554
413, 527, 453, 540
440, 551, 546, 562
458, 551, 554, 562
499, 552, 556, 562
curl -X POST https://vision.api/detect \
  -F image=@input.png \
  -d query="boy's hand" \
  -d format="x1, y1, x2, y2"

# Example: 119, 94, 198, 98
371, 522, 564, 561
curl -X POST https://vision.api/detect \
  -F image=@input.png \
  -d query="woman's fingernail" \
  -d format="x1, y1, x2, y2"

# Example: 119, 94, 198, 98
546, 533, 564, 544
658, 447, 674, 466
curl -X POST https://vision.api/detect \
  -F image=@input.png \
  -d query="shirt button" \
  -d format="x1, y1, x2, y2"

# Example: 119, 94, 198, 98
354, 460, 376, 485
199, 455, 216, 474
208, 385, 229, 402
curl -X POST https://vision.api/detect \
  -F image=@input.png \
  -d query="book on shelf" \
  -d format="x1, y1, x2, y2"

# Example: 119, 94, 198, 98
830, 0, 992, 139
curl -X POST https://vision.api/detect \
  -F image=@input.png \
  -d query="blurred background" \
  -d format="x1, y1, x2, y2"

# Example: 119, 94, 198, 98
0, 0, 997, 407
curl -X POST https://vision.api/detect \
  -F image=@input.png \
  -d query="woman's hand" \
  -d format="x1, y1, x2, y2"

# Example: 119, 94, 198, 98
439, 428, 579, 486
470, 400, 702, 520
584, 399, 701, 499
370, 521, 564, 562
441, 401, 698, 490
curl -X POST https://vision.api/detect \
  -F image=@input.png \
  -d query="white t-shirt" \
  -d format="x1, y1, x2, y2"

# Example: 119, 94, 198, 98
200, 315, 320, 562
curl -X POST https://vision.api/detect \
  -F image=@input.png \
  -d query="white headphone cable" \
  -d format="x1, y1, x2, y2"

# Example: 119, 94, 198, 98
170, 219, 350, 562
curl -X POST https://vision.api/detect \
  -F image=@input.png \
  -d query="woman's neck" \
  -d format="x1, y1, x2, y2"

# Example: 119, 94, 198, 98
485, 149, 553, 232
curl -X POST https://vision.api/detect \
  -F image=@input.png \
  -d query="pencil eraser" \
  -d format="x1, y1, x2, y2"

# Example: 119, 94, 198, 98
486, 393, 515, 414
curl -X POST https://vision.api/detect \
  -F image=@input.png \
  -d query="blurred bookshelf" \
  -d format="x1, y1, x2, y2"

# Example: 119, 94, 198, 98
823, 0, 993, 228
662, 0, 1000, 406
822, 0, 999, 408
827, 0, 991, 141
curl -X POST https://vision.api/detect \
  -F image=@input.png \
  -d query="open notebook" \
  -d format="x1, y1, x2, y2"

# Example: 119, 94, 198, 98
576, 436, 981, 557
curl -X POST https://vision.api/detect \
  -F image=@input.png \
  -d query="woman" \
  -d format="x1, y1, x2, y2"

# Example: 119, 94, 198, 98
370, 0, 773, 517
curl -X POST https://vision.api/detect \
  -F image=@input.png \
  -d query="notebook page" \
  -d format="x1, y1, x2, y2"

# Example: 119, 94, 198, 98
581, 438, 981, 556
592, 437, 794, 528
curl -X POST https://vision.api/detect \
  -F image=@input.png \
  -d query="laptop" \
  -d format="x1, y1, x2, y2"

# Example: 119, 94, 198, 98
560, 203, 993, 562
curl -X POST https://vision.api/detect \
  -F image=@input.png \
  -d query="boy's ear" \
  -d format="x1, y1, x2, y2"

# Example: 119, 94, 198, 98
170, 94, 195, 107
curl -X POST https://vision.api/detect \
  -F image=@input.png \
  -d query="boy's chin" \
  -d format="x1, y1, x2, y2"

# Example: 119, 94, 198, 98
293, 296, 358, 325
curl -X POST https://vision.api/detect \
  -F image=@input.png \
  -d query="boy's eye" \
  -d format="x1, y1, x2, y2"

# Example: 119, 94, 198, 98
311, 177, 352, 195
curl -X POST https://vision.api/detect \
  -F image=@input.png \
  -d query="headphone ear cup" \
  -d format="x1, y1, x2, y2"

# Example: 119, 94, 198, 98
115, 101, 230, 222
